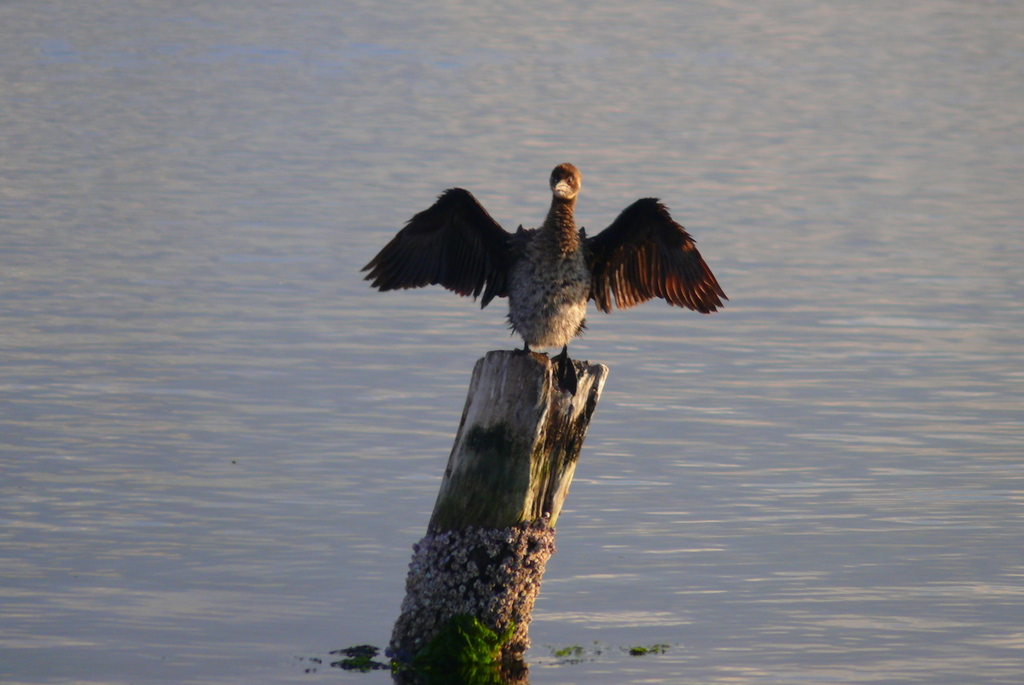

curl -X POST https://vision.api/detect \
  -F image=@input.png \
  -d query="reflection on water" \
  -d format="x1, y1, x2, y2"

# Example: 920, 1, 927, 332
1, 0, 1022, 683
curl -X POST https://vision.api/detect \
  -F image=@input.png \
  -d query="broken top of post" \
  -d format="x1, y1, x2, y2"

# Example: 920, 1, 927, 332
427, 350, 608, 533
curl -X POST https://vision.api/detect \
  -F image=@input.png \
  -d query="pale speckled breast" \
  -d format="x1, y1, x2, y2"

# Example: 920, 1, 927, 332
507, 233, 591, 349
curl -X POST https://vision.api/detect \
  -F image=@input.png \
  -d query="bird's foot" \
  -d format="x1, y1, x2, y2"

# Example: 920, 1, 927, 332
553, 346, 578, 395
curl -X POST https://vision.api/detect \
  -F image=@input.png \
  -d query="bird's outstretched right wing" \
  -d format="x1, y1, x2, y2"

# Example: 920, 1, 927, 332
362, 188, 512, 307
586, 198, 727, 314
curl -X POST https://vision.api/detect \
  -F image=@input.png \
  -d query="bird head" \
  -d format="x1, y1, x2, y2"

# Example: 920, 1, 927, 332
550, 163, 581, 201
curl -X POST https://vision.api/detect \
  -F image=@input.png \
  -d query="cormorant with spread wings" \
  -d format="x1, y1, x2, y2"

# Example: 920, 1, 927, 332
363, 163, 726, 390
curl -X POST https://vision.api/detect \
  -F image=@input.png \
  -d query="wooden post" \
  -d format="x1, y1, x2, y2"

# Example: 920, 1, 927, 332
388, 350, 608, 670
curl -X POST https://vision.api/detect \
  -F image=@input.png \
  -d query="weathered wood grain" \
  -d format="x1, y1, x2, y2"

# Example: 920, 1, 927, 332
428, 350, 608, 532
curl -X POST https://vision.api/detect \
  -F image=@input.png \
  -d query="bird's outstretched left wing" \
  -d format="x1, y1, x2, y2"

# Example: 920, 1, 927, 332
586, 198, 727, 314
362, 188, 511, 307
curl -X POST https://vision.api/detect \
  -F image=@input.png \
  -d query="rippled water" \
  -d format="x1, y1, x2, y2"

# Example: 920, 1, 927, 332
2, 1, 1022, 683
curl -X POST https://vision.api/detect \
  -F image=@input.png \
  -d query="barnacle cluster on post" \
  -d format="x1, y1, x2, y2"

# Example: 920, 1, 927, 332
387, 518, 556, 665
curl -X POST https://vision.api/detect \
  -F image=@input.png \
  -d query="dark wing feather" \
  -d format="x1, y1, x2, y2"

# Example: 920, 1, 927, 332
586, 198, 727, 314
362, 188, 512, 307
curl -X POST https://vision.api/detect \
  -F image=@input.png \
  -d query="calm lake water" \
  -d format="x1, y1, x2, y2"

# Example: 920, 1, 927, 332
2, 1, 1022, 683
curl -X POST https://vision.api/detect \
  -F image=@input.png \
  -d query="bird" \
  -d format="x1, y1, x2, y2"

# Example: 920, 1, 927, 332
362, 163, 726, 392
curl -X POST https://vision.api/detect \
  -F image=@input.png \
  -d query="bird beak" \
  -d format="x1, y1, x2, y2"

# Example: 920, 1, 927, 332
553, 180, 575, 199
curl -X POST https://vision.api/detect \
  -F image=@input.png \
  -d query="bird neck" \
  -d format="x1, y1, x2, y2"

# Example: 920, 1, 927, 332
543, 197, 579, 254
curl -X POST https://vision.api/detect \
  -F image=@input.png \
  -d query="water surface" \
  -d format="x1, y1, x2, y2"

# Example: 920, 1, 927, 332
1, 1, 1022, 683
